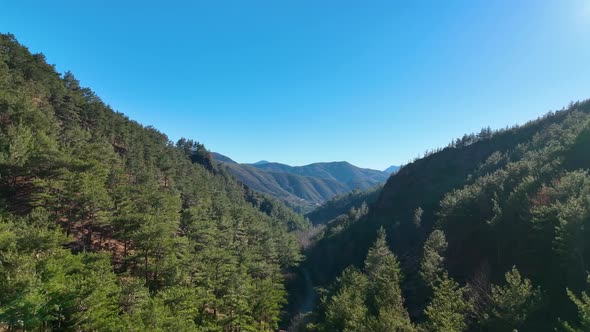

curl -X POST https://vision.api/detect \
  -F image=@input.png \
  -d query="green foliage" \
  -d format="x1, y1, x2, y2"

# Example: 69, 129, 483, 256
0, 33, 303, 331
306, 186, 382, 225
322, 267, 370, 332
0, 213, 124, 331
4, 31, 590, 331
304, 86, 590, 329
482, 266, 541, 331
313, 229, 415, 331
423, 273, 473, 332
420, 229, 448, 287
364, 228, 408, 321
563, 276, 590, 332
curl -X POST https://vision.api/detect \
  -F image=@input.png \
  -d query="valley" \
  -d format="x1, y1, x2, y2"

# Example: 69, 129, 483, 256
1, 25, 590, 332
212, 152, 395, 213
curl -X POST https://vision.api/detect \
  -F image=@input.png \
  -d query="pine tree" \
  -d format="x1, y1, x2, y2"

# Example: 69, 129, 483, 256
563, 276, 590, 332
423, 273, 472, 332
0, 34, 304, 331
364, 227, 414, 331
420, 229, 448, 288
72, 253, 125, 332
323, 267, 370, 332
483, 266, 541, 331
130, 190, 181, 289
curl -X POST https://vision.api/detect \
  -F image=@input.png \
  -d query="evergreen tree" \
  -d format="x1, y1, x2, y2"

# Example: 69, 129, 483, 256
364, 227, 414, 331
420, 229, 448, 288
314, 228, 415, 331
563, 276, 590, 332
423, 273, 472, 332
482, 266, 541, 331
0, 33, 303, 331
323, 267, 370, 332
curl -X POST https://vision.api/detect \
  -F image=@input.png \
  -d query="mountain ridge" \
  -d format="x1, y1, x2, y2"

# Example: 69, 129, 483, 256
0, 33, 304, 331
212, 153, 394, 212
300, 99, 590, 330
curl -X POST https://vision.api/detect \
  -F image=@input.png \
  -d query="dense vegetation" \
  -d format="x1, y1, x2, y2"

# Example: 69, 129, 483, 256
212, 153, 390, 213
3, 32, 590, 332
305, 186, 382, 225
0, 33, 308, 331
303, 99, 590, 330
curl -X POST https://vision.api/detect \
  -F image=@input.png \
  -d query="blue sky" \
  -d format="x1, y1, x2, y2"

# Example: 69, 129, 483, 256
2, 1, 589, 170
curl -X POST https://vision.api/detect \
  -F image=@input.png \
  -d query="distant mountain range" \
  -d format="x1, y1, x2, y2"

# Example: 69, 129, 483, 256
211, 153, 396, 212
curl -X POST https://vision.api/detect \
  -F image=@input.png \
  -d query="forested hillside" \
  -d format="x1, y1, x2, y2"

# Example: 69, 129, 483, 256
3, 31, 590, 332
219, 162, 347, 213
213, 155, 390, 213
302, 100, 590, 331
249, 161, 388, 186
305, 186, 382, 225
0, 33, 307, 331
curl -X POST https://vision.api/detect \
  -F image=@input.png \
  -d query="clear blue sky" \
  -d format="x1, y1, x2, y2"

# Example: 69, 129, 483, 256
2, 1, 589, 170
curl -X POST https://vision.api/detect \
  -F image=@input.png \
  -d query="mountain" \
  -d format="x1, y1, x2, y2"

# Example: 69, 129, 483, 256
253, 160, 270, 165
250, 161, 388, 185
5, 30, 590, 331
221, 163, 348, 211
213, 157, 391, 212
383, 165, 400, 174
301, 99, 590, 330
0, 34, 305, 331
